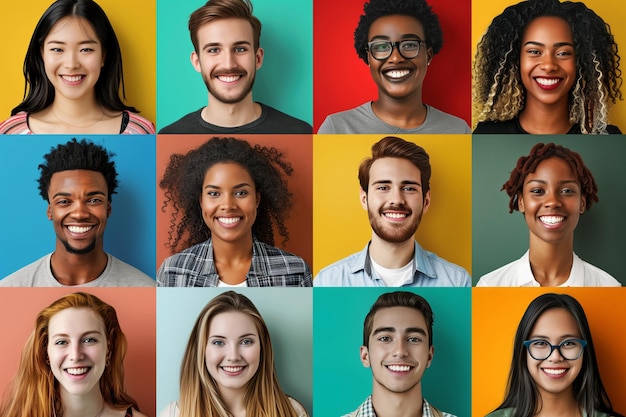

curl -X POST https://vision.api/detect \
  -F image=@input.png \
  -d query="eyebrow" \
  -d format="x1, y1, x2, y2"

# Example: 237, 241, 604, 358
210, 333, 257, 339
51, 190, 107, 199
49, 330, 103, 339
523, 41, 574, 48
529, 333, 580, 340
46, 39, 99, 45
202, 40, 252, 49
371, 179, 422, 187
525, 179, 578, 186
204, 182, 252, 190
372, 326, 427, 336
370, 34, 423, 41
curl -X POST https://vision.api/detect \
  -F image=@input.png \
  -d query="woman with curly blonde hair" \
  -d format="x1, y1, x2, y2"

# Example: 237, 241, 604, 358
473, 0, 622, 134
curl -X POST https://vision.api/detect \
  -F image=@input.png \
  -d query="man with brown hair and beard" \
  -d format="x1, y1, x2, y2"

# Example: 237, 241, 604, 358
314, 136, 469, 287
159, 0, 311, 134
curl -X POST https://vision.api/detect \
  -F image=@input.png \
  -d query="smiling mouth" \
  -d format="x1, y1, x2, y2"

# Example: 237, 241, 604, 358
217, 217, 242, 225
382, 68, 413, 81
61, 75, 85, 83
383, 212, 408, 219
65, 367, 91, 376
543, 368, 568, 376
386, 364, 413, 372
216, 75, 243, 83
539, 215, 565, 225
67, 225, 94, 234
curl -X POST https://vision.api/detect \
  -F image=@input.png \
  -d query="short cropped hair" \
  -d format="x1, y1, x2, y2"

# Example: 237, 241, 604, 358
358, 136, 431, 196
189, 0, 262, 53
37, 138, 118, 202
362, 291, 434, 347
354, 0, 443, 65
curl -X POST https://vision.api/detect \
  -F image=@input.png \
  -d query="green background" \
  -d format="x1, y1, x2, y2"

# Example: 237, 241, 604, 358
472, 135, 626, 284
156, 288, 312, 415
313, 288, 471, 417
156, 0, 313, 130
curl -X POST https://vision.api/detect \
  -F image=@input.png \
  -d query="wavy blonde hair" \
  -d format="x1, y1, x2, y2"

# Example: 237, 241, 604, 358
0, 292, 138, 417
178, 291, 299, 417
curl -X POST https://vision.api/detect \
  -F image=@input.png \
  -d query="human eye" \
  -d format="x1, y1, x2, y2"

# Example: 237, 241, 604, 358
207, 190, 220, 197
560, 339, 579, 348
87, 197, 104, 204
377, 335, 392, 343
401, 40, 420, 50
206, 47, 220, 54
370, 41, 391, 53
530, 340, 549, 347
407, 336, 423, 343
54, 339, 68, 346
211, 339, 225, 346
240, 338, 254, 345
375, 185, 390, 192
82, 336, 98, 344
234, 46, 248, 54
556, 48, 574, 57
234, 189, 249, 197
402, 186, 418, 192
55, 198, 71, 206
529, 188, 544, 195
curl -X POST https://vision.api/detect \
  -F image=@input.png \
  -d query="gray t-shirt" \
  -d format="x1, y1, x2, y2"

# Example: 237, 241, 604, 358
0, 253, 155, 287
318, 102, 470, 134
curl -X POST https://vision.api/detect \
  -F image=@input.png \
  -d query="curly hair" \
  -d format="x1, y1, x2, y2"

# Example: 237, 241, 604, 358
354, 0, 443, 65
37, 138, 118, 202
473, 0, 622, 134
160, 137, 293, 253
502, 142, 598, 213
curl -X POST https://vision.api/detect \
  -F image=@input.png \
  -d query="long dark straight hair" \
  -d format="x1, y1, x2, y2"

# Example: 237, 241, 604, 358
494, 293, 623, 417
12, 0, 138, 116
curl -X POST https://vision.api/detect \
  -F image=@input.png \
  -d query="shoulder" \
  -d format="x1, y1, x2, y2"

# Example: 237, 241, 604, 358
484, 408, 514, 417
103, 254, 155, 286
0, 254, 52, 286
123, 111, 156, 134
157, 241, 216, 286
476, 257, 524, 287
574, 254, 621, 287
317, 102, 373, 134
252, 241, 312, 280
288, 397, 309, 417
473, 119, 521, 134
158, 108, 204, 133
314, 248, 367, 287
258, 104, 312, 133
418, 245, 471, 286
0, 112, 31, 134
606, 124, 622, 134
423, 106, 471, 133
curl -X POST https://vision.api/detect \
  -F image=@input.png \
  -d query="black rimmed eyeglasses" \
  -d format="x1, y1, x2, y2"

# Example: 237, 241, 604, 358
366, 39, 424, 61
523, 339, 587, 361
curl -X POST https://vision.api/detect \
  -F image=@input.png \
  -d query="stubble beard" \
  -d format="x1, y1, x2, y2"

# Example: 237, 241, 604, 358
59, 237, 97, 255
203, 70, 256, 105
368, 203, 421, 244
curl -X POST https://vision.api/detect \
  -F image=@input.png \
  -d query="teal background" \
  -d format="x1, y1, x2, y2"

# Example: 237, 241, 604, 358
156, 0, 313, 130
156, 288, 312, 415
472, 136, 626, 284
313, 288, 471, 417
0, 135, 156, 279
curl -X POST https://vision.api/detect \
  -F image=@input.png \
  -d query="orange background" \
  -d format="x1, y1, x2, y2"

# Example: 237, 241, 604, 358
156, 135, 313, 271
0, 288, 156, 417
473, 287, 626, 417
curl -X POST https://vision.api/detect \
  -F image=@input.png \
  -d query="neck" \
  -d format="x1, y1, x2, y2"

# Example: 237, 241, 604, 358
202, 94, 260, 127
371, 92, 426, 129
528, 236, 574, 286
219, 386, 247, 417
368, 234, 415, 269
371, 385, 423, 417
50, 245, 108, 286
212, 234, 254, 284
535, 389, 579, 417
60, 387, 105, 417
518, 100, 572, 134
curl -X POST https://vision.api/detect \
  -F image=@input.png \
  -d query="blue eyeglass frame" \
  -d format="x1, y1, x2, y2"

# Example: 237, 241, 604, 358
523, 338, 588, 360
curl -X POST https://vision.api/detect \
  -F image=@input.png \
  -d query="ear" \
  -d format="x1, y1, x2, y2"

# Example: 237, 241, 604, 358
190, 51, 202, 73
47, 203, 52, 220
426, 345, 434, 368
256, 192, 261, 208
107, 201, 112, 218
426, 47, 433, 66
580, 195, 586, 214
518, 194, 525, 213
255, 47, 264, 70
422, 190, 431, 215
360, 188, 368, 211
360, 346, 371, 368
101, 50, 106, 67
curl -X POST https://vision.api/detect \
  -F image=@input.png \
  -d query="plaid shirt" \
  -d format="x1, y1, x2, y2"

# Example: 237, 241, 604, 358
157, 237, 312, 287
342, 396, 456, 417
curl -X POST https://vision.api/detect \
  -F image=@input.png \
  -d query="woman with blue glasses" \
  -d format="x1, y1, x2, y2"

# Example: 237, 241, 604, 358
485, 293, 623, 417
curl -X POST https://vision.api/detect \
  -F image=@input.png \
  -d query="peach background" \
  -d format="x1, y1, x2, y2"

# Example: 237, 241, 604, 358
0, 288, 156, 417
473, 287, 626, 417
156, 135, 313, 271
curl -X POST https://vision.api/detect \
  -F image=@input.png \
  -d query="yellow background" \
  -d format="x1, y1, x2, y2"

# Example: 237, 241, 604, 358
0, 0, 156, 124
313, 134, 472, 277
471, 0, 626, 131
472, 287, 626, 417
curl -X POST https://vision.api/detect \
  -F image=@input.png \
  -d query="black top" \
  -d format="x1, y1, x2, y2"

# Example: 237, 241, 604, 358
159, 103, 312, 134
473, 118, 622, 134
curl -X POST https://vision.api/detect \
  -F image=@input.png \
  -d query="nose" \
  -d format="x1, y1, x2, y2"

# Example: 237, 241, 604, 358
540, 53, 558, 72
70, 343, 84, 362
392, 339, 409, 358
387, 44, 405, 62
220, 193, 236, 209
222, 49, 236, 69
543, 189, 562, 208
389, 187, 406, 205
63, 50, 80, 69
547, 345, 565, 362
70, 201, 90, 219
226, 343, 242, 361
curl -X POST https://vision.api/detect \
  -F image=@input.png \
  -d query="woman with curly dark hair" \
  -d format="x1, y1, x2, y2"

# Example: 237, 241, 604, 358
476, 142, 620, 286
157, 137, 311, 287
473, 0, 622, 134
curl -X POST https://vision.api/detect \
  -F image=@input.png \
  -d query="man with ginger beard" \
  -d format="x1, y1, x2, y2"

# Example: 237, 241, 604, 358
314, 136, 469, 287
159, 0, 311, 134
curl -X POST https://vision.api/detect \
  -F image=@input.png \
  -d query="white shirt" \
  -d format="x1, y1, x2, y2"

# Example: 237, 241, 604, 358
476, 250, 621, 287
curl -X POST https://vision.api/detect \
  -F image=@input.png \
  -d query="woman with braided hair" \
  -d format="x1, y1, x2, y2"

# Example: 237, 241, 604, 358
157, 137, 311, 287
476, 142, 620, 286
473, 0, 622, 134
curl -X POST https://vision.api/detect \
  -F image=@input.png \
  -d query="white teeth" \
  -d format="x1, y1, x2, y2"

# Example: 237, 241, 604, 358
218, 217, 241, 224
217, 75, 241, 83
387, 365, 411, 372
222, 366, 244, 372
543, 368, 567, 375
66, 367, 89, 375
62, 75, 83, 82
540, 216, 564, 225
536, 77, 560, 86
67, 225, 93, 233
384, 213, 407, 219
385, 70, 410, 79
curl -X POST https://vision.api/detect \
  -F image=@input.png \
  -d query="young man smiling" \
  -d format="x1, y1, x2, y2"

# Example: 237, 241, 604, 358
318, 0, 469, 134
159, 0, 312, 134
0, 138, 154, 287
342, 291, 456, 417
314, 136, 470, 287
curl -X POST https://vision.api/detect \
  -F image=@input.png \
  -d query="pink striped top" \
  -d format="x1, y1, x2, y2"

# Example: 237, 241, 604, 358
0, 111, 155, 134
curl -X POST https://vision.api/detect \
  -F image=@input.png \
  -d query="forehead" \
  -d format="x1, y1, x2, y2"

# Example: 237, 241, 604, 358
209, 311, 258, 334
197, 17, 255, 44
527, 157, 577, 181
371, 306, 428, 334
523, 16, 573, 43
46, 16, 99, 41
368, 14, 425, 40
48, 170, 108, 193
203, 162, 255, 185
48, 307, 105, 334
530, 308, 581, 338
369, 157, 422, 184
